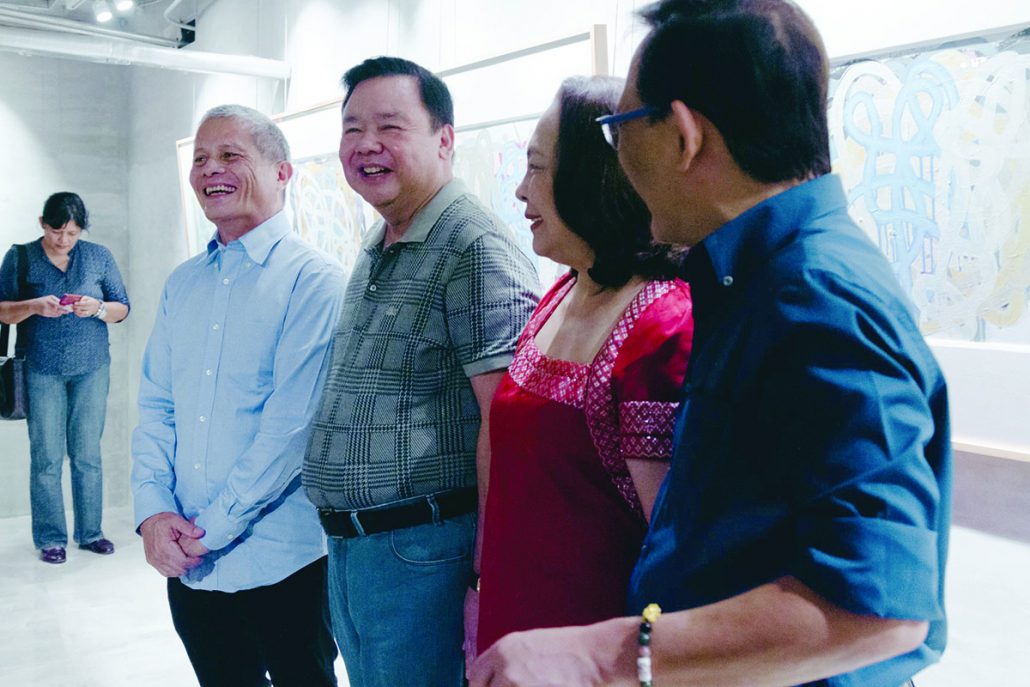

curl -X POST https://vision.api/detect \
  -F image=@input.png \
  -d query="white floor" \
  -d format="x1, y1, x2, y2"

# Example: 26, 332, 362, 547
1, 507, 1028, 685
0, 507, 348, 687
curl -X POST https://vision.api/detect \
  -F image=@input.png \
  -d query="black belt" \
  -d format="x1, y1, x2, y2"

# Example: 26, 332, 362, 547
318, 487, 476, 538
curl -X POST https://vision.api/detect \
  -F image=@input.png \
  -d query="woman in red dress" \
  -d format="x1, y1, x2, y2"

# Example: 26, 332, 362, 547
473, 76, 694, 656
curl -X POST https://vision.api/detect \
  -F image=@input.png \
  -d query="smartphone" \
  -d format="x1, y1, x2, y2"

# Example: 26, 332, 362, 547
59, 294, 83, 306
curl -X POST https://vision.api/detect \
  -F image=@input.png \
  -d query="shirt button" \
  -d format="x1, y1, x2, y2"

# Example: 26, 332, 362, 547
205, 369, 213, 376
222, 278, 230, 285
212, 323, 220, 330
194, 463, 201, 470
199, 415, 207, 423
368, 284, 377, 292
722, 275, 734, 287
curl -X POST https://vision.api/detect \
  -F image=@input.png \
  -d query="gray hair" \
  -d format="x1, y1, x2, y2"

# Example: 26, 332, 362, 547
198, 104, 290, 163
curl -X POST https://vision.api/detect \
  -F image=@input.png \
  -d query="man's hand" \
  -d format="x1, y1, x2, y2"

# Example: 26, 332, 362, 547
178, 518, 211, 559
33, 295, 70, 318
139, 512, 206, 577
468, 622, 636, 687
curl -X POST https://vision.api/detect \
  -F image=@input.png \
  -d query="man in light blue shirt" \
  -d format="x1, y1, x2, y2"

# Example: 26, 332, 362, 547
132, 104, 344, 687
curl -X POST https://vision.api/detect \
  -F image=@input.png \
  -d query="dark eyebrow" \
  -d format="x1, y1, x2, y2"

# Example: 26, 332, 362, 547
343, 111, 407, 124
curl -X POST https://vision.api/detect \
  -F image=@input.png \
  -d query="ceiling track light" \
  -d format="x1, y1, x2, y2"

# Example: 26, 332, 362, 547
114, 0, 135, 11
92, 0, 112, 23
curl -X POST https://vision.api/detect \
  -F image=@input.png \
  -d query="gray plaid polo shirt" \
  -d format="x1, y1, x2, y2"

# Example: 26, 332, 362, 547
303, 179, 539, 510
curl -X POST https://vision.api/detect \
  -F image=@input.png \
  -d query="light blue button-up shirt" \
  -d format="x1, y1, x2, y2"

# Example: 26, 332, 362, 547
132, 211, 345, 592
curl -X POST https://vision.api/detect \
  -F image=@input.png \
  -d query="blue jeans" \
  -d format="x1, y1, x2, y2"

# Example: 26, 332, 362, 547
326, 507, 474, 687
26, 364, 109, 549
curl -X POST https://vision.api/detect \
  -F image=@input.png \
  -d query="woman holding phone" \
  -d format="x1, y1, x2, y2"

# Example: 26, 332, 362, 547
0, 192, 129, 564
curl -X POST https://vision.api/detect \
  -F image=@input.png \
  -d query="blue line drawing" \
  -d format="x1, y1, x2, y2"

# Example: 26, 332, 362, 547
829, 36, 1030, 344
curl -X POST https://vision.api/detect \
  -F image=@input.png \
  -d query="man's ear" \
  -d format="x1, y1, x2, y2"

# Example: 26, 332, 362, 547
438, 123, 455, 161
670, 100, 702, 172
277, 160, 294, 186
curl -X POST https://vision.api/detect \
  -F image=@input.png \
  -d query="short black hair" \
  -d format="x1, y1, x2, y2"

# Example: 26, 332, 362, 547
41, 192, 89, 230
636, 0, 831, 182
552, 76, 684, 288
341, 56, 454, 130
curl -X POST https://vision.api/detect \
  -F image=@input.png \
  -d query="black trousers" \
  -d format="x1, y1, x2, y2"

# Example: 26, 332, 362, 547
167, 557, 338, 687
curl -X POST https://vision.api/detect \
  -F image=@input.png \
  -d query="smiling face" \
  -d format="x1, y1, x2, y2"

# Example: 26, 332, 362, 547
339, 75, 453, 229
189, 116, 291, 241
39, 219, 82, 257
514, 100, 594, 270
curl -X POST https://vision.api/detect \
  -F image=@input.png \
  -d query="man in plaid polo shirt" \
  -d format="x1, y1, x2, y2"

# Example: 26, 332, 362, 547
302, 57, 539, 686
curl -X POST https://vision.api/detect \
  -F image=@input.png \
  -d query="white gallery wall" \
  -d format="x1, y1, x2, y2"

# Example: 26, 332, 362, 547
0, 0, 1027, 518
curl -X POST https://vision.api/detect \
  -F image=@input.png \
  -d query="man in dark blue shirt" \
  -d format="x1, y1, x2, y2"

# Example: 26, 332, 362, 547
469, 1, 950, 686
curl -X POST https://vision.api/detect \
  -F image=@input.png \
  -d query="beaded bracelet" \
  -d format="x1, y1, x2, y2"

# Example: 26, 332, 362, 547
637, 603, 662, 687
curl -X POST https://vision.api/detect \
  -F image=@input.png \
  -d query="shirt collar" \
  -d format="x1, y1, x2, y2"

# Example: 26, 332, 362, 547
697, 174, 848, 289
362, 178, 469, 250
205, 210, 291, 265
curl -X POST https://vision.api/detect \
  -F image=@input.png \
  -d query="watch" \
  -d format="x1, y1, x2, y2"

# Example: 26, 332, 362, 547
93, 301, 108, 320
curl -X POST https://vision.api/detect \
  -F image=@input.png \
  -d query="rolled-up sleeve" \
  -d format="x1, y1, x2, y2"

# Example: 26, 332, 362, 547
99, 245, 130, 310
761, 277, 946, 622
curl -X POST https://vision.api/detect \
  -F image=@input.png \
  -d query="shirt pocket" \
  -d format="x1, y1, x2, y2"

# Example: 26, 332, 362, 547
221, 308, 280, 388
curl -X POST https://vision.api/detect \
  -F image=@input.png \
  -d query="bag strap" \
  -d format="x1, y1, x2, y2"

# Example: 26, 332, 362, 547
15, 244, 28, 297
1, 244, 29, 358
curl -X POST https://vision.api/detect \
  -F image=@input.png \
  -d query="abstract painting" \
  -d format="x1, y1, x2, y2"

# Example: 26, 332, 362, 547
285, 153, 374, 275
829, 30, 1030, 345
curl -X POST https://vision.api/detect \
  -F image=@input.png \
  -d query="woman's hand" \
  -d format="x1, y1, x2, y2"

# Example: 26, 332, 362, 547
70, 295, 101, 318
464, 585, 480, 677
34, 295, 70, 318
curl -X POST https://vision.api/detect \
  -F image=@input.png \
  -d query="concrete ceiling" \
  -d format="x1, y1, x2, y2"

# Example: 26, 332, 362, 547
0, 0, 290, 79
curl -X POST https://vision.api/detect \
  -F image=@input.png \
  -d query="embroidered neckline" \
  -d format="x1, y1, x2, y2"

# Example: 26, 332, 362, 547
507, 275, 678, 517
508, 276, 588, 408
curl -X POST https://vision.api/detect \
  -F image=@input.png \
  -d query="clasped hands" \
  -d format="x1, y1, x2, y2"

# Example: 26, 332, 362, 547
139, 511, 210, 577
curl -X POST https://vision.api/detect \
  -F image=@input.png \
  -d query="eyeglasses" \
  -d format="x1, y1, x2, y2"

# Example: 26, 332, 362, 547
595, 106, 660, 150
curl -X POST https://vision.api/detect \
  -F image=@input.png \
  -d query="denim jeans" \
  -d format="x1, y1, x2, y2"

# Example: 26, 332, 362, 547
26, 364, 109, 549
326, 507, 474, 687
